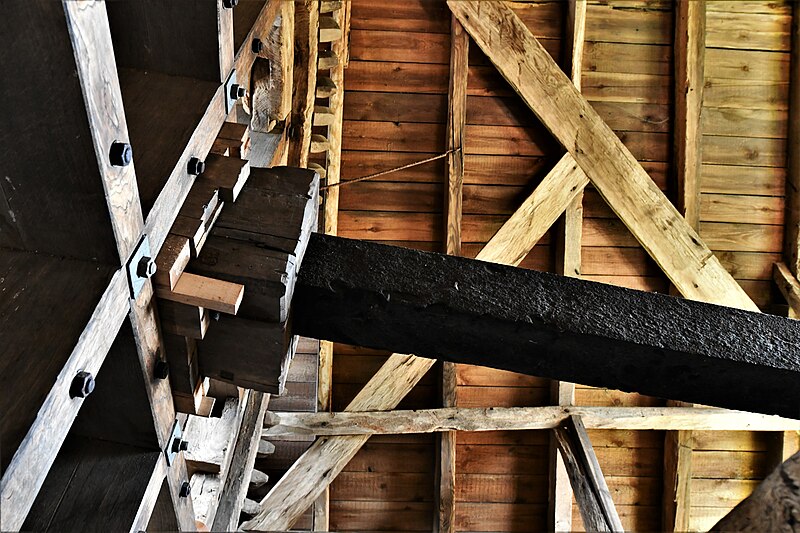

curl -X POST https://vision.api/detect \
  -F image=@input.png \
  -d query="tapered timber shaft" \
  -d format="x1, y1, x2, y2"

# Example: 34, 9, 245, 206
293, 234, 800, 419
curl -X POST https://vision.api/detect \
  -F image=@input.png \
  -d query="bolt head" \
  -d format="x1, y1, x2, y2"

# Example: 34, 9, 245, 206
109, 141, 132, 167
252, 38, 264, 54
136, 256, 156, 279
222, 0, 238, 8
154, 359, 169, 380
179, 481, 191, 498
230, 83, 246, 100
187, 157, 205, 176
70, 371, 95, 399
179, 440, 189, 452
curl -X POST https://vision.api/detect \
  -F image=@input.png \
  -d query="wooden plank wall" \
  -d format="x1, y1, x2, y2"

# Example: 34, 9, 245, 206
332, 0, 791, 531
693, 3, 791, 529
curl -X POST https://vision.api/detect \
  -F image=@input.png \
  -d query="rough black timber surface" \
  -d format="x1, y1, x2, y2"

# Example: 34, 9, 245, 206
293, 235, 800, 419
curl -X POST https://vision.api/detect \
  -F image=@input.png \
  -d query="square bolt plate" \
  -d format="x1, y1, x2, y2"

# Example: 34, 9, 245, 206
165, 419, 182, 467
126, 235, 152, 299
224, 69, 238, 114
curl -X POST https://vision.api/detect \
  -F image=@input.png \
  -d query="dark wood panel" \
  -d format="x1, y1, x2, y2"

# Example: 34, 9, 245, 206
0, 1, 120, 262
0, 251, 115, 473
108, 0, 222, 81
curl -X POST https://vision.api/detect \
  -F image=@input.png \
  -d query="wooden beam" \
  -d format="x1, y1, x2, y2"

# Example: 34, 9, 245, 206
713, 450, 800, 531
480, 153, 588, 265
551, 3, 585, 529
664, 3, 705, 530
155, 272, 244, 315
554, 415, 623, 532
784, 2, 800, 278
779, 261, 800, 321
448, 0, 758, 312
662, 430, 693, 532
445, 16, 468, 258
263, 407, 800, 437
674, 0, 705, 229
211, 390, 269, 532
294, 234, 800, 418
436, 15, 468, 533
287, 0, 319, 168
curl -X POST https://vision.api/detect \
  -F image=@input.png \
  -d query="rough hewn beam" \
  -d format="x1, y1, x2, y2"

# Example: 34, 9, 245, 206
263, 407, 800, 437
293, 234, 800, 418
448, 0, 758, 312
784, 2, 800, 278
664, 2, 705, 529
437, 15, 468, 533
286, 0, 319, 168
554, 415, 623, 532
713, 450, 800, 532
551, 2, 586, 528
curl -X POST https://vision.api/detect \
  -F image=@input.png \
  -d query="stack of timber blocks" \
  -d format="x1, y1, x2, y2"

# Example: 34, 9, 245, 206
154, 121, 319, 415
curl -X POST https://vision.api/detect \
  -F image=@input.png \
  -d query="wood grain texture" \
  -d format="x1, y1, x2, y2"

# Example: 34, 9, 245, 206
785, 4, 800, 277
0, 266, 127, 531
107, 0, 222, 82
156, 272, 244, 315
128, 283, 197, 529
449, 0, 759, 312
64, 0, 145, 261
212, 390, 268, 532
263, 406, 800, 437
322, 0, 350, 237
445, 17, 468, 257
477, 154, 588, 265
287, 0, 319, 168
554, 415, 623, 532
0, 1, 122, 263
674, 0, 705, 229
22, 436, 162, 532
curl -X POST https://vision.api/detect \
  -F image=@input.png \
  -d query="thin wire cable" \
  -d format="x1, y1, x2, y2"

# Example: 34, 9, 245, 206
320, 148, 461, 190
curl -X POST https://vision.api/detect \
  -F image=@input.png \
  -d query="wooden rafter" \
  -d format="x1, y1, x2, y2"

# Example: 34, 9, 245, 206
551, 2, 586, 529
436, 14, 468, 533
263, 407, 800, 437
448, 0, 758, 312
554, 415, 623, 532
663, 2, 705, 530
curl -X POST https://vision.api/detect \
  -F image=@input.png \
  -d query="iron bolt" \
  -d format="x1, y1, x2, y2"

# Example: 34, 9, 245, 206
172, 437, 189, 453
230, 83, 246, 100
179, 481, 191, 498
109, 141, 132, 167
222, 0, 238, 8
70, 371, 95, 399
154, 359, 170, 380
252, 38, 264, 54
211, 311, 221, 321
187, 157, 205, 176
136, 256, 156, 279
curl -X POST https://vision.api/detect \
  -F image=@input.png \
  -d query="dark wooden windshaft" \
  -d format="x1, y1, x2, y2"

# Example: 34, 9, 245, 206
291, 233, 800, 419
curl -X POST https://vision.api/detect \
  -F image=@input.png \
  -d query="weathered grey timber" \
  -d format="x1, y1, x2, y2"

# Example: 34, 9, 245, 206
292, 234, 800, 419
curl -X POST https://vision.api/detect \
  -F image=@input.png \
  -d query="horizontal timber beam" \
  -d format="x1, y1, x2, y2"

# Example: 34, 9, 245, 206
263, 407, 800, 437
293, 235, 800, 419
